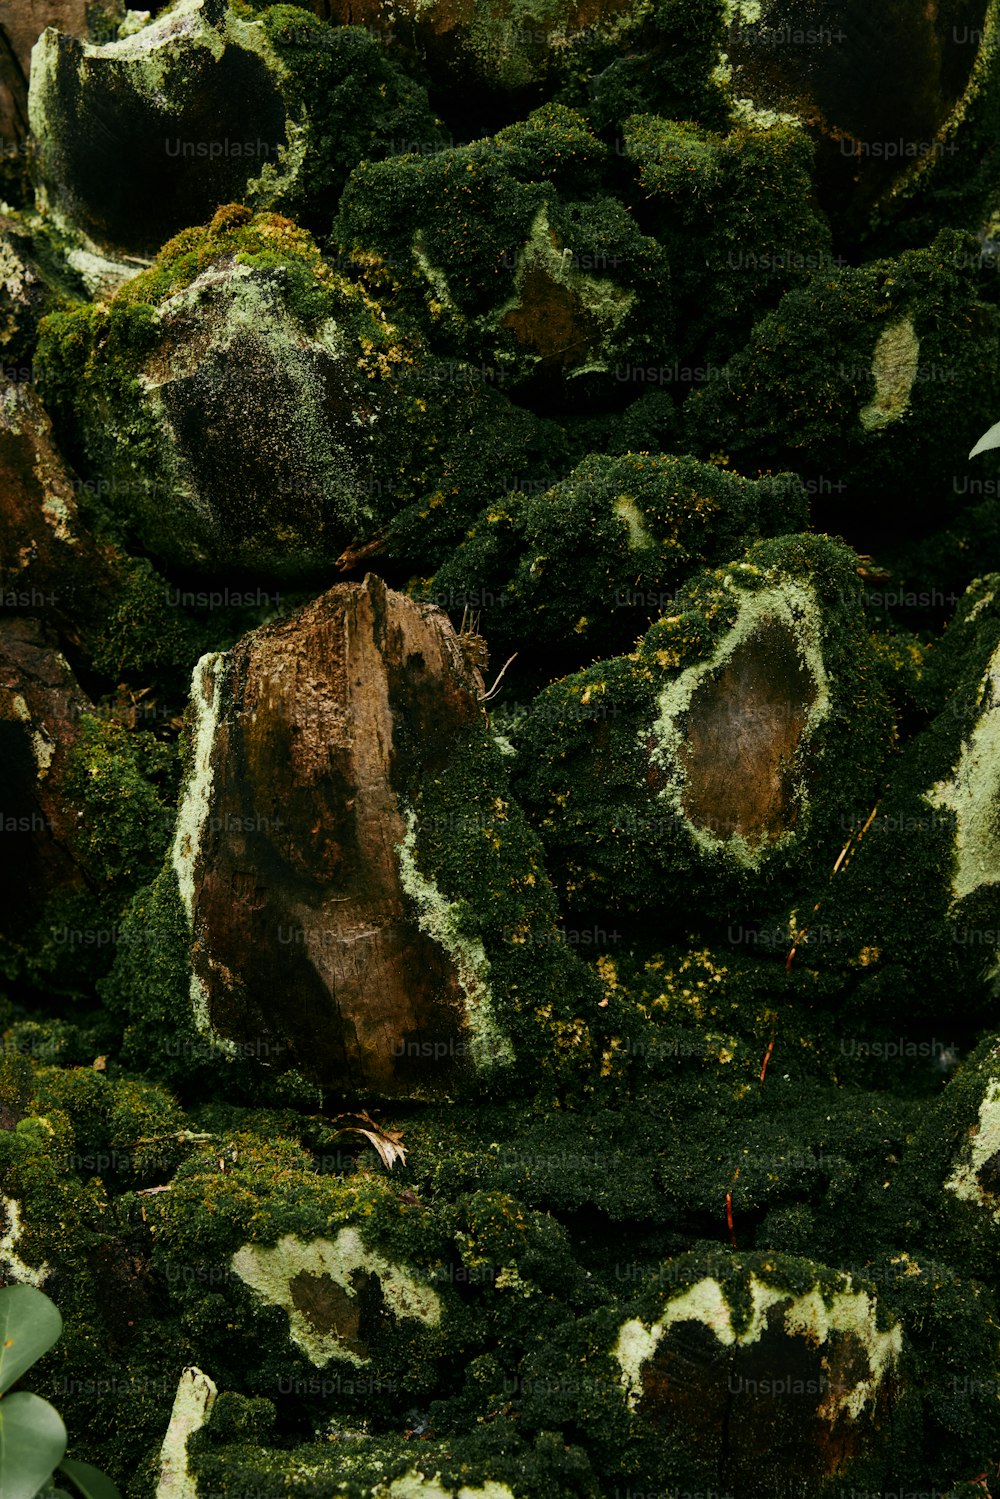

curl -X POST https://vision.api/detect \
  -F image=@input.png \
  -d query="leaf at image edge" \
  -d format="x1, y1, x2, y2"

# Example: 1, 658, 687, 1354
0, 1287, 63, 1394
969, 418, 1000, 459
0, 1391, 67, 1499
59, 1456, 124, 1499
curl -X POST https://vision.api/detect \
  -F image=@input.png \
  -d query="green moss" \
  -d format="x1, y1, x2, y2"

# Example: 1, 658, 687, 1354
795, 576, 1000, 1028
332, 106, 672, 390
62, 715, 177, 888
684, 227, 1000, 528
564, 0, 730, 133
426, 451, 808, 659
397, 728, 610, 1095
96, 864, 220, 1094
188, 1423, 599, 1499
620, 114, 833, 363
511, 531, 897, 921
250, 12, 444, 232
35, 209, 430, 573
383, 381, 575, 573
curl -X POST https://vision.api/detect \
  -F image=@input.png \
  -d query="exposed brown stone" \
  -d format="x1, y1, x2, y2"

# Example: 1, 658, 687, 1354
187, 574, 491, 1098
0, 615, 92, 934
636, 1302, 898, 1498
500, 263, 600, 369
289, 1268, 372, 1357
678, 618, 817, 847
0, 372, 122, 647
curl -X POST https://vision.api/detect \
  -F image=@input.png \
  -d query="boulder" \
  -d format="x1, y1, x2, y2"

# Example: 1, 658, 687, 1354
609, 1254, 905, 1499
512, 532, 897, 923
36, 208, 420, 573
718, 0, 1000, 248
0, 0, 120, 203
0, 608, 177, 990
333, 105, 673, 398
684, 226, 1000, 537
619, 115, 836, 367
426, 452, 809, 660
0, 617, 93, 941
28, 0, 442, 254
103, 574, 606, 1098
799, 573, 1000, 1027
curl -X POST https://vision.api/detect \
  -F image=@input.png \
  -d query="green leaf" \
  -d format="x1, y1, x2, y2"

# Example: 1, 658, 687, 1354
0, 1391, 67, 1499
0, 1287, 63, 1394
969, 418, 1000, 459
58, 1457, 123, 1499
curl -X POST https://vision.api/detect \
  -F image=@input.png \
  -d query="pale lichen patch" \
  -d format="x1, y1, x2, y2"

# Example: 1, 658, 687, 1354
155, 1366, 217, 1499
376, 1475, 516, 1499
171, 653, 239, 1057
172, 652, 226, 924
613, 1272, 901, 1424
231, 1227, 441, 1367
412, 230, 460, 314
945, 1075, 1000, 1218
0, 1195, 50, 1287
860, 317, 920, 432
614, 493, 651, 550
925, 638, 1000, 903
11, 692, 56, 777
397, 809, 514, 1071
65, 247, 143, 297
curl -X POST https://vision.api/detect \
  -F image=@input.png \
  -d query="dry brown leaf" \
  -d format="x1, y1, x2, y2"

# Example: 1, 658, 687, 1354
349, 1128, 408, 1170
330, 1111, 407, 1171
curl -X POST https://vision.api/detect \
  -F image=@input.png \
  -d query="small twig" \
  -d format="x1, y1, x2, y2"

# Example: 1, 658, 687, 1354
785, 800, 881, 973
726, 1167, 740, 1248
479, 653, 517, 704
335, 533, 388, 572
759, 1034, 775, 1087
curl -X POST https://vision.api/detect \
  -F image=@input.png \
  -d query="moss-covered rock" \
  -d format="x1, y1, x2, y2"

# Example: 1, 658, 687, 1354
717, 0, 1000, 252
35, 207, 428, 573
424, 451, 808, 660
896, 1033, 1000, 1283
619, 113, 835, 365
792, 573, 1000, 1027
0, 208, 87, 365
513, 1248, 915, 1498
0, 620, 179, 1000
101, 576, 607, 1102
0, 1055, 185, 1491
321, 0, 725, 121
684, 227, 1000, 535
0, 364, 208, 684
333, 105, 673, 396
187, 1421, 599, 1499
29, 0, 442, 254
511, 531, 898, 923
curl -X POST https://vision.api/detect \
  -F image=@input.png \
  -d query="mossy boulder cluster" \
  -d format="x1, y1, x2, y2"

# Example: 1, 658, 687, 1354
5, 0, 1000, 1496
